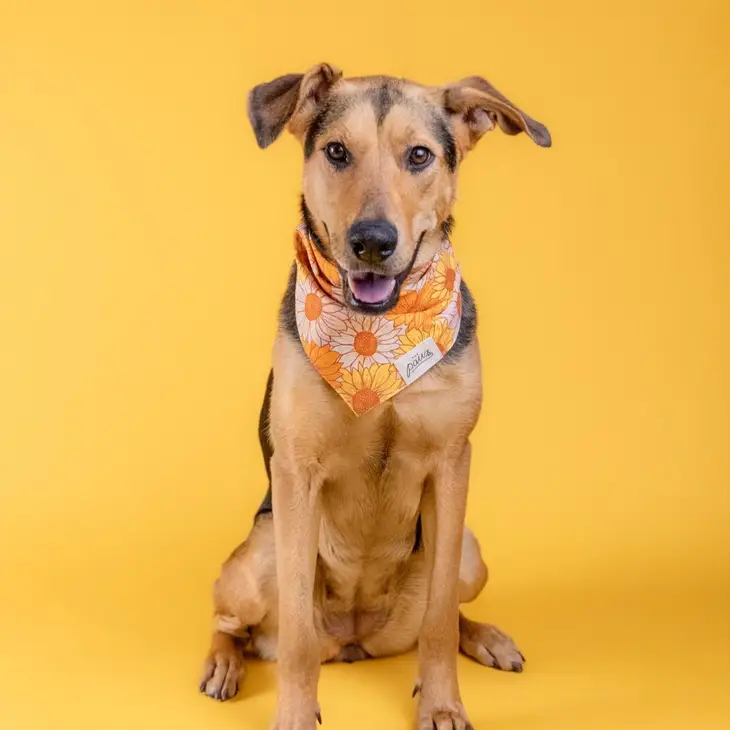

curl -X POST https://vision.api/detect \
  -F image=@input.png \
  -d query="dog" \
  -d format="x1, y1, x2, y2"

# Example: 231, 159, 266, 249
199, 64, 550, 730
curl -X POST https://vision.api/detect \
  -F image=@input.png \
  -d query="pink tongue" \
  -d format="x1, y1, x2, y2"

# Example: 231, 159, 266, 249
348, 273, 396, 304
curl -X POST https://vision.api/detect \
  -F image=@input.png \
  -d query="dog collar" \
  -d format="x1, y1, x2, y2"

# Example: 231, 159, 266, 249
293, 227, 463, 415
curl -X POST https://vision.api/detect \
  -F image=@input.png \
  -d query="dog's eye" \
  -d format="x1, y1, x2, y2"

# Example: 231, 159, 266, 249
325, 142, 349, 167
407, 146, 433, 169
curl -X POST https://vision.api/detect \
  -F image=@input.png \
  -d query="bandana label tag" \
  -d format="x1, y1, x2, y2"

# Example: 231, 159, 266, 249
394, 337, 443, 386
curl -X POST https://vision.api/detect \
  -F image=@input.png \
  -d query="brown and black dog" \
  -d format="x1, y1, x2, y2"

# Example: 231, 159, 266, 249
199, 64, 550, 730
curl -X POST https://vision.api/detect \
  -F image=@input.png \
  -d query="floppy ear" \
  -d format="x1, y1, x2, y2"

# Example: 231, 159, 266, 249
247, 63, 342, 149
442, 76, 551, 154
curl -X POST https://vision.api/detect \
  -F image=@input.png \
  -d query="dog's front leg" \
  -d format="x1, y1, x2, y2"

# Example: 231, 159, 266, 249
416, 441, 473, 730
270, 453, 323, 730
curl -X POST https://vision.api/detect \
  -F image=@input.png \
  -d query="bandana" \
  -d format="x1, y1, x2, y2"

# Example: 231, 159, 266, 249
293, 227, 462, 415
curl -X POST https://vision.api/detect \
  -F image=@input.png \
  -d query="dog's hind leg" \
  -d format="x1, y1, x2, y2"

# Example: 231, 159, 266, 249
458, 526, 489, 603
200, 514, 277, 701
457, 527, 526, 672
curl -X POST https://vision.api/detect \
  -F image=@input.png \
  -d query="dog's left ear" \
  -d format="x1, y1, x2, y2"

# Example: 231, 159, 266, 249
248, 63, 342, 149
442, 76, 551, 155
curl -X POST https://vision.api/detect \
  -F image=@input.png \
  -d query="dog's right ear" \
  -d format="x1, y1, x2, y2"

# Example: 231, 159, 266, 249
247, 63, 342, 149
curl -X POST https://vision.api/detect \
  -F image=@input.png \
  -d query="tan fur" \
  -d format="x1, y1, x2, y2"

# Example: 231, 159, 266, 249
201, 65, 549, 729
300, 83, 457, 276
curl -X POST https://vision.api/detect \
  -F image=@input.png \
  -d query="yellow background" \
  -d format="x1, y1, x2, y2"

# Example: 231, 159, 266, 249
1, 1, 729, 728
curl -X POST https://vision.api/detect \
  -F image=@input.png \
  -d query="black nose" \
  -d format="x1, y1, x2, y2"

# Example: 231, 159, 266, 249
348, 219, 397, 264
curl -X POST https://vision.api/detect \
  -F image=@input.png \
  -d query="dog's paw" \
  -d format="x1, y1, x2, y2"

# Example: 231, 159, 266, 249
459, 616, 525, 672
417, 699, 472, 730
199, 644, 246, 701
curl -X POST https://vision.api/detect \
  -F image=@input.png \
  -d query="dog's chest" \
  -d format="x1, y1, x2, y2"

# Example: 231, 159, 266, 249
272, 332, 482, 609
315, 393, 449, 595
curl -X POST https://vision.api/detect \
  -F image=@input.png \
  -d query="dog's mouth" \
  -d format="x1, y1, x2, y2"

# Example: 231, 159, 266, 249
335, 231, 429, 314
346, 273, 397, 307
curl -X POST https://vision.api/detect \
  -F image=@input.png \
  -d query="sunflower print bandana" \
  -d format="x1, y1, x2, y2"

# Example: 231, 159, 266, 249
293, 226, 463, 415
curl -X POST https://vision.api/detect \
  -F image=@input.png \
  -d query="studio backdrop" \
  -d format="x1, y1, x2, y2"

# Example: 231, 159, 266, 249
1, 1, 728, 729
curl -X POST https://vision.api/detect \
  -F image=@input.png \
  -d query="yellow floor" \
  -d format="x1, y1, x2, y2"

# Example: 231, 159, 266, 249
1, 558, 728, 729
1, 1, 729, 728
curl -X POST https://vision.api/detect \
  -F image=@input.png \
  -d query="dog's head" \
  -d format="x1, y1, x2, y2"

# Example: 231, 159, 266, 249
248, 64, 550, 313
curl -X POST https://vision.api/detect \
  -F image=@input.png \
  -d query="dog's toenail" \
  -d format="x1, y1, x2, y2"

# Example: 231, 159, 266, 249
511, 661, 523, 672
519, 652, 526, 662
412, 684, 421, 697
316, 711, 322, 725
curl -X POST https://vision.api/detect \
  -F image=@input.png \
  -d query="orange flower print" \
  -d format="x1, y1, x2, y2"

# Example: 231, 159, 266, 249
295, 228, 343, 294
294, 225, 463, 414
307, 234, 341, 290
386, 281, 443, 331
302, 342, 342, 387
397, 319, 455, 357
295, 277, 348, 345
431, 250, 458, 302
432, 319, 455, 355
331, 315, 402, 369
341, 364, 402, 415
441, 289, 462, 331
315, 251, 341, 288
